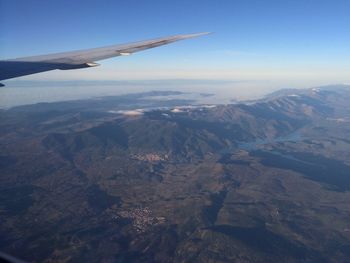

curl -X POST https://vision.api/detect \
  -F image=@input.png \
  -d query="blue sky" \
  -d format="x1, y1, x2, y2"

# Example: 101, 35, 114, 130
1, 0, 349, 86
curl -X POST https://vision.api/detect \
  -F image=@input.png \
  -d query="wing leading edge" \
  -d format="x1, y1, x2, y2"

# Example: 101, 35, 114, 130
0, 32, 210, 82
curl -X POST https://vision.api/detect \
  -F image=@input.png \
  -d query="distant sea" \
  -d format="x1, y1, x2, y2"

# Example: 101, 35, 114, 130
0, 79, 292, 109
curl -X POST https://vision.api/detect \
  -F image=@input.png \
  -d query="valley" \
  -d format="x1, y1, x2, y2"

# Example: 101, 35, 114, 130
1, 86, 350, 262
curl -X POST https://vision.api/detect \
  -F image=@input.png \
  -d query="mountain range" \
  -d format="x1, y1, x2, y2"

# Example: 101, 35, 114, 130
1, 85, 350, 262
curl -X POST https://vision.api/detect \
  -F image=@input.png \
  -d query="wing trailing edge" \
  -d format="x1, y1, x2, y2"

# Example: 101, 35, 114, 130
0, 32, 210, 83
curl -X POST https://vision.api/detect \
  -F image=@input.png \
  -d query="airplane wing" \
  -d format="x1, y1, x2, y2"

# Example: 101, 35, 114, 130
0, 32, 209, 84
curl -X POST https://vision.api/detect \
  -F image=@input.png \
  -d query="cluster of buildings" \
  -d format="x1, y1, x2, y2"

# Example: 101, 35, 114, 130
113, 207, 166, 233
130, 153, 169, 162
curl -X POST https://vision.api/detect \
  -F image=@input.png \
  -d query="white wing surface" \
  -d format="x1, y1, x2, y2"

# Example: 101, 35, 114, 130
0, 32, 209, 83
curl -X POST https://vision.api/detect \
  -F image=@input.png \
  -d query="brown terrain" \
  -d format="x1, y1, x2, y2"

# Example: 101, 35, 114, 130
1, 87, 350, 262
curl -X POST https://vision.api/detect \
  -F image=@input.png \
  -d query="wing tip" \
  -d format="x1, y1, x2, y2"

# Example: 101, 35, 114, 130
180, 32, 212, 39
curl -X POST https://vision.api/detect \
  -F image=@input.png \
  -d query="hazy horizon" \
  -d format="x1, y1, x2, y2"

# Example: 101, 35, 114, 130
1, 79, 348, 109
